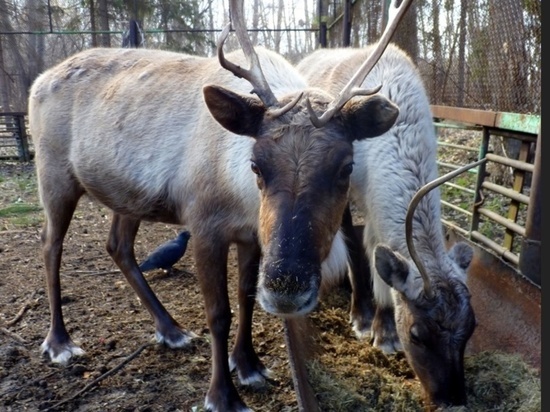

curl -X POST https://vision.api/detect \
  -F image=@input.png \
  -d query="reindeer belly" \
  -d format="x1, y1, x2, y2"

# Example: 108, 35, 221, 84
86, 185, 181, 224
71, 159, 181, 224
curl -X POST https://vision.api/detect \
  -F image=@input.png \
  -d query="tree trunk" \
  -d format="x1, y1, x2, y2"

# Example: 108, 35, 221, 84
274, 0, 284, 53
457, 0, 467, 106
98, 0, 111, 47
0, 0, 12, 109
431, 0, 441, 102
90, 0, 97, 47
251, 0, 260, 44
391, 0, 418, 62
0, 35, 9, 110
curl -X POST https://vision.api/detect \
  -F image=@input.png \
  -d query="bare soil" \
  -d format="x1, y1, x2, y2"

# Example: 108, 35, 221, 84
0, 161, 421, 412
0, 161, 540, 412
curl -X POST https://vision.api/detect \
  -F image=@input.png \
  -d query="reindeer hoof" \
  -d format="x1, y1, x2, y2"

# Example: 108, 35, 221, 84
204, 393, 253, 412
41, 339, 85, 365
373, 335, 402, 354
351, 316, 374, 341
155, 328, 196, 348
229, 351, 272, 387
237, 366, 273, 387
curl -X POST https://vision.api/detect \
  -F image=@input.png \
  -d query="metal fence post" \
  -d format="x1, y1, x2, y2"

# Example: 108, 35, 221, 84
519, 130, 541, 285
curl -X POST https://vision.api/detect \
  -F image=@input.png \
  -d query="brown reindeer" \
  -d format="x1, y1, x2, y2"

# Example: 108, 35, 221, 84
27, 0, 406, 410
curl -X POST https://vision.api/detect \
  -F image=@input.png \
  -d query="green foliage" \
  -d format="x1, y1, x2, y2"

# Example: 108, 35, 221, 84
0, 203, 42, 217
0, 202, 43, 228
0, 164, 42, 229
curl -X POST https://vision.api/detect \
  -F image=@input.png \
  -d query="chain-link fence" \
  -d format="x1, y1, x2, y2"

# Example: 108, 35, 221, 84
0, 1, 541, 116
325, 0, 541, 115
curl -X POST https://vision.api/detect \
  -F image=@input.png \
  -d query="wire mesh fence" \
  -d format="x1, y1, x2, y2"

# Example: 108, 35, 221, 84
325, 0, 541, 115
0, 0, 541, 117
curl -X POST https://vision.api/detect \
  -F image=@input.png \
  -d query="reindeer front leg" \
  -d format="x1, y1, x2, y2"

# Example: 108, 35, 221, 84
230, 241, 272, 386
340, 204, 376, 339
107, 214, 194, 347
193, 234, 250, 412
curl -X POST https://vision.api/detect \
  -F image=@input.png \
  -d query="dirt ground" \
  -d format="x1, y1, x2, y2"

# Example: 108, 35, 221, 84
0, 161, 541, 412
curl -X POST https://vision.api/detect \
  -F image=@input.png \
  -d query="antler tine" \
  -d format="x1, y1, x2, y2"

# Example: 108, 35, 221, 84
217, 23, 244, 78
308, 0, 414, 128
217, 0, 278, 107
405, 158, 487, 299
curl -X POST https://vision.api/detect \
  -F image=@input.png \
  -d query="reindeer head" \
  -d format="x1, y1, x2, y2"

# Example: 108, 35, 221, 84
374, 159, 485, 408
374, 243, 475, 408
203, 0, 402, 317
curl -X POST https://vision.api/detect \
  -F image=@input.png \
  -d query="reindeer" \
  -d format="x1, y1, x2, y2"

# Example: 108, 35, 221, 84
297, 2, 476, 408
27, 0, 404, 410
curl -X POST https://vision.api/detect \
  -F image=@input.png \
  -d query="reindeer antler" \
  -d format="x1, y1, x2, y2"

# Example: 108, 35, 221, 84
217, 0, 302, 116
405, 158, 487, 299
307, 0, 414, 128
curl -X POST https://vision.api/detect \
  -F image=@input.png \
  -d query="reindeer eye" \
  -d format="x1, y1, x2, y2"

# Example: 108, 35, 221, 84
340, 162, 354, 179
250, 161, 261, 176
410, 324, 423, 344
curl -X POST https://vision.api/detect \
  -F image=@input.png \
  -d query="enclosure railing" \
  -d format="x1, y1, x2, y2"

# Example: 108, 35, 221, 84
432, 105, 540, 286
0, 112, 32, 162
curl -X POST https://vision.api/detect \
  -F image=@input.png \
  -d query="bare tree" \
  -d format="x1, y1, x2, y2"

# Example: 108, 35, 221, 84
274, 0, 284, 52
251, 0, 260, 44
89, 0, 97, 47
98, 0, 111, 47
488, 0, 526, 112
390, 0, 418, 61
24, 0, 45, 102
430, 0, 442, 101
457, 0, 467, 106
0, 0, 13, 109
303, 0, 312, 53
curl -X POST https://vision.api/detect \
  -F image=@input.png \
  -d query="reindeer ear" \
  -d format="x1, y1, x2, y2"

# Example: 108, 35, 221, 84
374, 244, 422, 300
374, 244, 409, 288
448, 242, 474, 271
341, 94, 399, 140
203, 85, 266, 137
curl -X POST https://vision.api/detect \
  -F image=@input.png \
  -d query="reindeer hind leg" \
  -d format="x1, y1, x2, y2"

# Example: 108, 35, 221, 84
38, 170, 85, 364
106, 214, 194, 348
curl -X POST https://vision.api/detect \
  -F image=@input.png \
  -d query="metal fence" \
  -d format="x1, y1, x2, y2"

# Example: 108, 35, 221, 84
1, 1, 541, 118
324, 0, 541, 116
0, 112, 32, 162
433, 106, 540, 285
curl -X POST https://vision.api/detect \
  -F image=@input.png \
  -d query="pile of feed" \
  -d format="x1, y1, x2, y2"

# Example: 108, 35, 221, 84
303, 286, 541, 411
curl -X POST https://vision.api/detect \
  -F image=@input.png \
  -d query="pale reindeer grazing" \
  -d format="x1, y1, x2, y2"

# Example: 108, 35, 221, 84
27, 0, 403, 410
297, 4, 476, 408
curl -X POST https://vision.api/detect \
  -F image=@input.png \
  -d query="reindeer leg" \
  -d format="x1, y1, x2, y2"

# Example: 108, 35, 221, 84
230, 241, 271, 386
106, 214, 194, 348
341, 205, 375, 339
372, 305, 402, 353
371, 276, 402, 353
194, 235, 250, 412
40, 188, 85, 364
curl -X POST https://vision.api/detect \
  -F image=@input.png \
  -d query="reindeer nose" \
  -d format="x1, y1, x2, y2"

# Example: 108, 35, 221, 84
257, 285, 318, 316
257, 269, 320, 316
